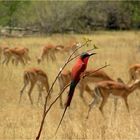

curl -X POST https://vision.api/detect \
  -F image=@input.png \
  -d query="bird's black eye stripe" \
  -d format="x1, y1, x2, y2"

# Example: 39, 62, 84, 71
83, 55, 88, 58
80, 53, 89, 59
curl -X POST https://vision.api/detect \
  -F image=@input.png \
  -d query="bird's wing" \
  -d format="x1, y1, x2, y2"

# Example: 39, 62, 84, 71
71, 63, 86, 80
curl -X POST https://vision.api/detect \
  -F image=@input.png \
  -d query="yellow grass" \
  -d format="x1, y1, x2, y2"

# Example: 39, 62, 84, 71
0, 31, 140, 140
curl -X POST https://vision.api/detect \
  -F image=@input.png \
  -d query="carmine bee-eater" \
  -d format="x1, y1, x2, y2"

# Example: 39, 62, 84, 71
55, 52, 96, 134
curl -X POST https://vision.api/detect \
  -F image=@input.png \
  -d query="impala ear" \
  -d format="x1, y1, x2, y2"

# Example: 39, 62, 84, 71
117, 77, 125, 84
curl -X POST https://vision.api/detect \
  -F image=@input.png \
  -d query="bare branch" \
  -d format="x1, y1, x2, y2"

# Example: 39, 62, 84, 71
83, 63, 110, 78
36, 39, 93, 140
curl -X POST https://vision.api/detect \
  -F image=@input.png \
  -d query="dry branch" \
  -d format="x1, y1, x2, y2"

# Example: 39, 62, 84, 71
36, 39, 92, 140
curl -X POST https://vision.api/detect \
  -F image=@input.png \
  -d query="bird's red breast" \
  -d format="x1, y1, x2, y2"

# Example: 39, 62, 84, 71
71, 58, 87, 80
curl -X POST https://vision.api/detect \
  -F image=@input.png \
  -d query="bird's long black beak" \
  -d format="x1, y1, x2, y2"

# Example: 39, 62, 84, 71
89, 52, 96, 56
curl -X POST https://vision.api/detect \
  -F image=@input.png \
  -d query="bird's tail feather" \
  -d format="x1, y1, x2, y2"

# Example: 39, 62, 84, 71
66, 88, 75, 107
55, 105, 68, 135
66, 80, 77, 107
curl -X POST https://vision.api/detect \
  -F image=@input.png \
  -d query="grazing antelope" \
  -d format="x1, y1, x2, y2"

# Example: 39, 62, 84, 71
58, 68, 113, 107
87, 79, 140, 118
2, 47, 30, 65
37, 44, 63, 64
19, 68, 50, 104
129, 64, 140, 83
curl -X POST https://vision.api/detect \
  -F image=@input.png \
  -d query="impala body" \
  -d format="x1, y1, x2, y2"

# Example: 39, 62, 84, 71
2, 47, 30, 65
37, 44, 64, 63
87, 79, 140, 118
19, 67, 50, 104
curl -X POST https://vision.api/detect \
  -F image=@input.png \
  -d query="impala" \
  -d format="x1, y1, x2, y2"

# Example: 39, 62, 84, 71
2, 47, 30, 65
37, 44, 63, 64
58, 68, 114, 107
19, 67, 50, 104
87, 79, 140, 118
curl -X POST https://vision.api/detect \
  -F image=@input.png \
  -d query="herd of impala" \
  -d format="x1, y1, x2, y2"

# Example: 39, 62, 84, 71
0, 42, 140, 118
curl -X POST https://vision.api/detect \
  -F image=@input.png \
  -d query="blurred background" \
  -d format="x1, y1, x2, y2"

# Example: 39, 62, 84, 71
0, 0, 140, 37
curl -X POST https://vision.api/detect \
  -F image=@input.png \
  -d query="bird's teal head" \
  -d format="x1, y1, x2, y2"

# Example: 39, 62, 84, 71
80, 52, 96, 59
80, 52, 96, 64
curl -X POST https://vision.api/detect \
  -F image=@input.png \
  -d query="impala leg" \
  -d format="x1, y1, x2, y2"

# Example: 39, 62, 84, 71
37, 83, 43, 104
19, 80, 28, 103
58, 78, 64, 108
2, 58, 6, 64
86, 93, 99, 119
124, 97, 129, 113
20, 57, 26, 66
49, 51, 54, 62
2, 55, 7, 64
6, 58, 11, 65
59, 91, 63, 108
15, 59, 19, 66
28, 82, 35, 105
114, 98, 118, 116
3, 56, 10, 65
79, 82, 84, 98
99, 96, 108, 117
24, 54, 31, 63
50, 53, 53, 61
44, 80, 50, 99
79, 83, 87, 105
5, 55, 12, 65
59, 92, 64, 108
59, 84, 64, 108
85, 84, 94, 97
46, 53, 49, 61
12, 57, 18, 66
53, 53, 56, 61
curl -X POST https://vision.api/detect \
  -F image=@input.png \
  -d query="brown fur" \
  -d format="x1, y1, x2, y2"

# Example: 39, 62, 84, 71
19, 68, 50, 104
2, 47, 30, 65
87, 79, 140, 118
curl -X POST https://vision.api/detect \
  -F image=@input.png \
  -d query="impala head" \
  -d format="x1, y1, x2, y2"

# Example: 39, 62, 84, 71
117, 77, 125, 84
37, 57, 41, 64
80, 52, 96, 64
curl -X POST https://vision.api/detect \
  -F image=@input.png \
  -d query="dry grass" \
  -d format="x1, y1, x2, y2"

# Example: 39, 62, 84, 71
0, 31, 140, 140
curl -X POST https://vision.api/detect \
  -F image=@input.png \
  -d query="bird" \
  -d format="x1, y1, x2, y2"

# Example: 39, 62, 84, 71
55, 52, 96, 135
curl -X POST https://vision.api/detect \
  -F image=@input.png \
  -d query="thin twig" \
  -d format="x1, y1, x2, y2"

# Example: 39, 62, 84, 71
35, 39, 92, 140
83, 63, 110, 78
